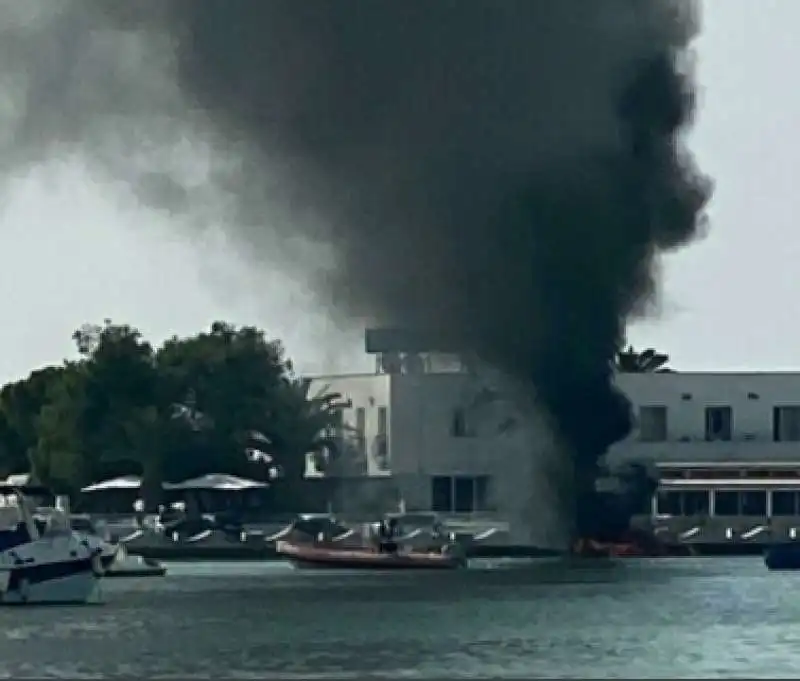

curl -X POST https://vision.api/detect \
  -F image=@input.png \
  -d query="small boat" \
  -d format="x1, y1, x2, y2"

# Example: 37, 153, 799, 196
764, 543, 800, 570
66, 516, 166, 578
276, 540, 466, 570
104, 544, 167, 578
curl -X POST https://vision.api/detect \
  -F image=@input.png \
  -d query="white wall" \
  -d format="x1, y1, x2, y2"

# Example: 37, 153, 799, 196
312, 369, 573, 550
609, 372, 800, 464
391, 370, 572, 548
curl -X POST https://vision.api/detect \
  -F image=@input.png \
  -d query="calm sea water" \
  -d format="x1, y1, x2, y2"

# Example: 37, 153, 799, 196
0, 557, 795, 678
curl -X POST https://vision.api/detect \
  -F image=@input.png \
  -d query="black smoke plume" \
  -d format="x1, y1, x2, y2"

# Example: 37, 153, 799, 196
3, 1, 710, 540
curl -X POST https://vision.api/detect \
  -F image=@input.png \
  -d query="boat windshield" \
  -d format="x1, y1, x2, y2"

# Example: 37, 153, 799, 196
33, 508, 72, 534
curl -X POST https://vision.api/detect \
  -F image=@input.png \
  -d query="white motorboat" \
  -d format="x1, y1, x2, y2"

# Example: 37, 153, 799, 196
0, 484, 115, 604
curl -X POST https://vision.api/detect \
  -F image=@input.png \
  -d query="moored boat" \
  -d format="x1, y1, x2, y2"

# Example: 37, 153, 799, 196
0, 484, 115, 604
764, 543, 800, 570
276, 540, 466, 570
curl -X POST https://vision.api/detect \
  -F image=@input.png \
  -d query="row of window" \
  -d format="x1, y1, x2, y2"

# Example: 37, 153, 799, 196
430, 475, 491, 513
638, 404, 800, 443
656, 489, 800, 517
660, 468, 800, 480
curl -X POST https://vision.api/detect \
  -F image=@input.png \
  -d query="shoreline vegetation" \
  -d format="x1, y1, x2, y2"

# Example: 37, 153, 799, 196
0, 319, 344, 513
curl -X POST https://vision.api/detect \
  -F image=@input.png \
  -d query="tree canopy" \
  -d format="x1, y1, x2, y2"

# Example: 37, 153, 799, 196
0, 320, 344, 510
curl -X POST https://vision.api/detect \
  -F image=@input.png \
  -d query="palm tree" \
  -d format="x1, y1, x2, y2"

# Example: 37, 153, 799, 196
615, 346, 674, 373
249, 378, 354, 480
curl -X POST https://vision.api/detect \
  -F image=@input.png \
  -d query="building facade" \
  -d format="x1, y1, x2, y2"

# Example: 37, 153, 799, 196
308, 330, 800, 545
609, 372, 800, 466
308, 368, 571, 549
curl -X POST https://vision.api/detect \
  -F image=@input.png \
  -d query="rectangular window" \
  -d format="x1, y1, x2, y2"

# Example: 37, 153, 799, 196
705, 406, 733, 442
638, 405, 668, 442
431, 476, 453, 512
714, 491, 739, 516
355, 407, 366, 455
377, 406, 387, 436
682, 491, 710, 516
772, 491, 798, 516
740, 490, 767, 516
372, 406, 390, 470
774, 406, 800, 442
453, 477, 474, 512
656, 491, 681, 516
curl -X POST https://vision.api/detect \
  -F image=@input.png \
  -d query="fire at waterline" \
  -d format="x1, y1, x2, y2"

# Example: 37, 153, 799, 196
1, 1, 711, 548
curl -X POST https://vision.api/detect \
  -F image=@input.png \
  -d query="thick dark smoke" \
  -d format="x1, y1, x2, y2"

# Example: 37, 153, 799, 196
3, 1, 710, 540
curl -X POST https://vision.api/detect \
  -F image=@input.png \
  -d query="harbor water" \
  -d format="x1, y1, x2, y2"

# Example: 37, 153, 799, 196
0, 557, 796, 678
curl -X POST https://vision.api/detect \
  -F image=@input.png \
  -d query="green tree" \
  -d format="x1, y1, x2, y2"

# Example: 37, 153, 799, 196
28, 362, 88, 492
0, 318, 349, 513
74, 322, 163, 503
156, 321, 294, 480
0, 365, 69, 478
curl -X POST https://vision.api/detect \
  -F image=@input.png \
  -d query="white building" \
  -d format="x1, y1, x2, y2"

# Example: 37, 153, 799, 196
308, 330, 800, 546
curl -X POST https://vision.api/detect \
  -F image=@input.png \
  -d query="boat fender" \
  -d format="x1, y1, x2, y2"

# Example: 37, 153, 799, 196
18, 577, 30, 603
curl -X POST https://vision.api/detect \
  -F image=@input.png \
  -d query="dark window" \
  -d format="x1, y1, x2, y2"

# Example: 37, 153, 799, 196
431, 476, 452, 512
714, 491, 739, 516
453, 477, 474, 512
740, 490, 767, 516
683, 491, 710, 516
355, 407, 366, 455
772, 491, 797, 516
656, 491, 681, 516
377, 407, 387, 435
774, 406, 800, 442
705, 406, 733, 442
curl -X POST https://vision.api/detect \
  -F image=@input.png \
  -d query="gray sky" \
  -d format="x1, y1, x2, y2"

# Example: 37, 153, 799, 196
0, 1, 787, 382
629, 0, 795, 370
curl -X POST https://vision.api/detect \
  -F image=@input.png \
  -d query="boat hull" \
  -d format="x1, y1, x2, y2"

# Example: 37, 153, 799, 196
764, 543, 800, 570
277, 541, 464, 571
0, 554, 113, 604
101, 542, 166, 578
105, 554, 166, 578
0, 534, 116, 604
